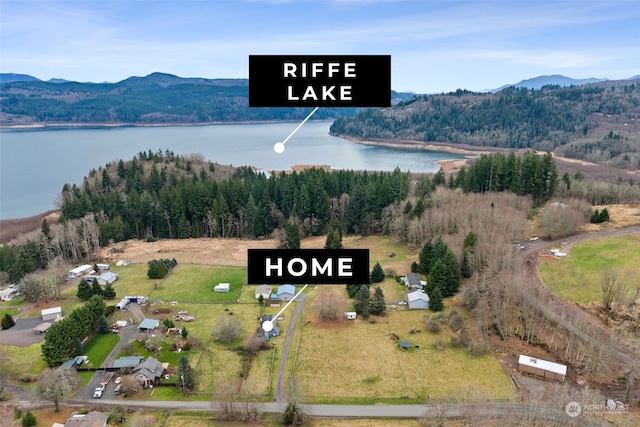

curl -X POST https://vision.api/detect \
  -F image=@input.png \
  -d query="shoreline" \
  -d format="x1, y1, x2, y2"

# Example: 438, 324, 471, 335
0, 119, 333, 130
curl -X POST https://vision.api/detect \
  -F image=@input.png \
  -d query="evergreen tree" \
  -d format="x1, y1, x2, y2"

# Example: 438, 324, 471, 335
463, 231, 478, 250
418, 240, 434, 274
353, 284, 370, 318
181, 326, 189, 339
410, 262, 419, 273
21, 411, 36, 427
279, 221, 301, 249
324, 218, 343, 249
441, 249, 461, 297
412, 198, 426, 218
427, 259, 447, 296
1, 313, 15, 330
98, 315, 111, 334
102, 282, 116, 299
461, 250, 473, 279
345, 284, 359, 299
369, 286, 386, 316
177, 355, 195, 391
429, 286, 443, 312
41, 218, 50, 238
91, 280, 103, 297
76, 278, 92, 301
370, 262, 385, 283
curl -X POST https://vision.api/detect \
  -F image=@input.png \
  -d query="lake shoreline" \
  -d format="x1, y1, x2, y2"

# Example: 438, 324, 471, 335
0, 119, 332, 130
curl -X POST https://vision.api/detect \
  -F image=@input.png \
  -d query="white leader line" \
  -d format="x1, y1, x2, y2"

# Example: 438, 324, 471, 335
281, 107, 319, 145
271, 284, 308, 322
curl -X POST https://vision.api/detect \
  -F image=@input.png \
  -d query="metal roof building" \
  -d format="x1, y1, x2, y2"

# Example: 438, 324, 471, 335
518, 354, 567, 382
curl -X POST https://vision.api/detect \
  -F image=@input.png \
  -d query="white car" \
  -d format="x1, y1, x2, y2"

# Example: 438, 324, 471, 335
114, 376, 122, 384
93, 387, 103, 398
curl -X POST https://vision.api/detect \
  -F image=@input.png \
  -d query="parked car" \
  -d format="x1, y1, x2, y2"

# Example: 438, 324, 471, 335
114, 384, 123, 395
114, 376, 122, 384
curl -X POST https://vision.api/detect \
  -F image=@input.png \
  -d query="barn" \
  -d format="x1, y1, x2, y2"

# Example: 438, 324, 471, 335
407, 290, 430, 310
138, 318, 160, 331
41, 306, 63, 321
518, 354, 566, 382
273, 284, 295, 301
97, 272, 118, 286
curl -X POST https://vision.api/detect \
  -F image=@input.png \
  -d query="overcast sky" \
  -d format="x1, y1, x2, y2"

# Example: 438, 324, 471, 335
1, 0, 639, 93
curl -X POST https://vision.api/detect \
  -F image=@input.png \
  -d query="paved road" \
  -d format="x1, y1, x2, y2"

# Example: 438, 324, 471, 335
274, 294, 306, 402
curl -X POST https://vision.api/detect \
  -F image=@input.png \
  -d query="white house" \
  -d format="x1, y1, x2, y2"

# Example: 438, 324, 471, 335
67, 264, 92, 279
407, 290, 430, 310
41, 306, 63, 321
255, 285, 272, 299
214, 283, 230, 292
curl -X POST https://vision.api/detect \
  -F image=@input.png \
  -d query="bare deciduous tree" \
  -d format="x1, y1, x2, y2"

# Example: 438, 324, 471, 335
36, 368, 80, 412
213, 315, 243, 343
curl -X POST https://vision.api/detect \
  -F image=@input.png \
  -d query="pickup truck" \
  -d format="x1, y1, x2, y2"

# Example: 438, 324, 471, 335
93, 385, 104, 398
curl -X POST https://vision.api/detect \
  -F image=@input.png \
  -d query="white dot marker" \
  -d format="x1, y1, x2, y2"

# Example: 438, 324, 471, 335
262, 320, 274, 332
274, 142, 285, 154
273, 106, 319, 154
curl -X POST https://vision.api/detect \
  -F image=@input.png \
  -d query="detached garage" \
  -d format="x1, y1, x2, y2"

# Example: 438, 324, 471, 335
518, 354, 566, 382
41, 307, 62, 322
97, 272, 118, 285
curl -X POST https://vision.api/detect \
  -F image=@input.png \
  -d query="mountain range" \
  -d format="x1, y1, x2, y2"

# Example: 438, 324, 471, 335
489, 74, 609, 92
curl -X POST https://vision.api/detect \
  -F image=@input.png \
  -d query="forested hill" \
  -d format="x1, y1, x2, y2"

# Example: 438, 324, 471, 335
330, 79, 640, 169
0, 72, 364, 125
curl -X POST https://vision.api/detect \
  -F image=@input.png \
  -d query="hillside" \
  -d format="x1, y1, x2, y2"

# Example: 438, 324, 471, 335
331, 79, 640, 169
0, 72, 362, 125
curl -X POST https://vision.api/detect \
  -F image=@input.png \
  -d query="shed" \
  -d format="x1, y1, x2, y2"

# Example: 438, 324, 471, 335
96, 263, 110, 270
399, 341, 412, 350
518, 354, 566, 382
41, 306, 62, 321
214, 283, 230, 292
274, 284, 295, 301
33, 322, 52, 334
407, 290, 430, 310
67, 264, 92, 279
255, 285, 272, 299
138, 318, 160, 331
345, 312, 357, 320
96, 272, 118, 286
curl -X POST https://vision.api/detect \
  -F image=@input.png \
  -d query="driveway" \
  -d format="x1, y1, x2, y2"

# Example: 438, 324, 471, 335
0, 316, 45, 347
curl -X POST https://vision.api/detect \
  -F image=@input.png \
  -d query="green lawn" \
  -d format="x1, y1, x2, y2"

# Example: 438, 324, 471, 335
2, 343, 47, 377
83, 332, 120, 367
149, 265, 245, 302
539, 235, 640, 304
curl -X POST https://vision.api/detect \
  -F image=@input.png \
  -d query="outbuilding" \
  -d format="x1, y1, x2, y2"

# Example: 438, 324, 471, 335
67, 264, 92, 279
138, 318, 160, 331
255, 285, 272, 299
518, 354, 566, 382
97, 272, 118, 286
273, 284, 295, 301
33, 322, 52, 334
345, 312, 357, 320
407, 290, 430, 310
214, 283, 230, 292
41, 306, 62, 321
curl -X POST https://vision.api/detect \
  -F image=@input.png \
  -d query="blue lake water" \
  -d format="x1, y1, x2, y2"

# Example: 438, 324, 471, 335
0, 121, 462, 219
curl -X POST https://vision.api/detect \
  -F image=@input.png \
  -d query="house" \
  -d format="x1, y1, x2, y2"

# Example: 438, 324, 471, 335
41, 306, 63, 321
96, 272, 118, 286
0, 285, 17, 301
67, 264, 92, 279
257, 314, 280, 339
345, 312, 357, 320
407, 290, 430, 310
132, 356, 165, 387
112, 355, 145, 369
214, 282, 230, 292
518, 354, 566, 382
273, 284, 295, 301
403, 273, 424, 290
138, 318, 160, 331
255, 285, 272, 299
63, 410, 108, 427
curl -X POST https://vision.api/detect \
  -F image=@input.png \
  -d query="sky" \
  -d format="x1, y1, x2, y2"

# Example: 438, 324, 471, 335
1, 0, 639, 93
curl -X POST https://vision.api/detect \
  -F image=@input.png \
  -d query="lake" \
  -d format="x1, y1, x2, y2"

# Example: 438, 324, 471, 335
0, 122, 462, 219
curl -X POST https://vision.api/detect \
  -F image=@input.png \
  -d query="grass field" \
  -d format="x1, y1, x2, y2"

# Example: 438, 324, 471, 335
83, 332, 120, 367
539, 235, 640, 304
294, 287, 515, 404
2, 343, 47, 377
149, 265, 245, 302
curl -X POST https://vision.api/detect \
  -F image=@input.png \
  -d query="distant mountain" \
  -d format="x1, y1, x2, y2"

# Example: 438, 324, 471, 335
491, 74, 606, 92
0, 72, 418, 126
0, 73, 41, 84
